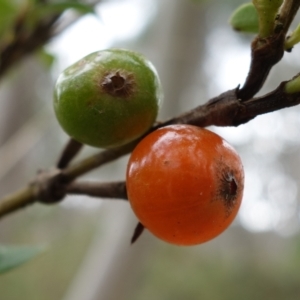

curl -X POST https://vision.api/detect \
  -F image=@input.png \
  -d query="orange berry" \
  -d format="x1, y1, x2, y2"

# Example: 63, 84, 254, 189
126, 124, 244, 246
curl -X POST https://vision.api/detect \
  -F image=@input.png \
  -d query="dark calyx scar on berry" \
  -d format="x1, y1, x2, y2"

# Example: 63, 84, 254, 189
101, 70, 135, 98
53, 48, 163, 149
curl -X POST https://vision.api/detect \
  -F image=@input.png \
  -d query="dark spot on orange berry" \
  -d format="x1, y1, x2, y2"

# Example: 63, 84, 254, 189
217, 163, 240, 216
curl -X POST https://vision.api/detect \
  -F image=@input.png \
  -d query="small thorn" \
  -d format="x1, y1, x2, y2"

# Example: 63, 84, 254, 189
131, 222, 145, 244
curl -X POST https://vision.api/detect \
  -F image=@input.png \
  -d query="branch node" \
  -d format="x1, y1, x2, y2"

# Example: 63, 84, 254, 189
33, 168, 67, 204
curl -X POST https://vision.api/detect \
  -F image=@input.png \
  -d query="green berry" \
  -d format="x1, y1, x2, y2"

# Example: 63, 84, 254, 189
53, 49, 163, 148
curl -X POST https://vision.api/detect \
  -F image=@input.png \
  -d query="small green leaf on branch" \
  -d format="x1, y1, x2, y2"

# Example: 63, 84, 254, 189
229, 2, 259, 33
34, 1, 95, 17
285, 74, 300, 94
285, 23, 300, 50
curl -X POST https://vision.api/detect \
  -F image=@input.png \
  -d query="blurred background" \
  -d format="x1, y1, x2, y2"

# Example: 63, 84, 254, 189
1, 0, 300, 299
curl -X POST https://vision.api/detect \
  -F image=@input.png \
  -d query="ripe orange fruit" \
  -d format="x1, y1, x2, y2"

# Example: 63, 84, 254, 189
126, 124, 244, 246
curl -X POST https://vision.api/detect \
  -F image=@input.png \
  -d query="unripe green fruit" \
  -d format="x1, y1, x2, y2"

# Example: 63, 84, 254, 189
54, 49, 163, 148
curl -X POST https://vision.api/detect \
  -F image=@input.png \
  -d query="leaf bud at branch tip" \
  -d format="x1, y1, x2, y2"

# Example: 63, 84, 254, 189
285, 74, 300, 94
229, 3, 259, 34
285, 23, 300, 50
253, 0, 284, 38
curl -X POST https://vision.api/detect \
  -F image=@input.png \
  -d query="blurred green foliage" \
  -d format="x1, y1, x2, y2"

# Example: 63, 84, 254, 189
0, 0, 95, 66
0, 0, 20, 45
0, 245, 44, 274
0, 206, 99, 300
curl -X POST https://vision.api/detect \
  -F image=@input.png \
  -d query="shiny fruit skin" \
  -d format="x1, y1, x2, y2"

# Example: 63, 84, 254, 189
54, 49, 163, 148
126, 125, 244, 246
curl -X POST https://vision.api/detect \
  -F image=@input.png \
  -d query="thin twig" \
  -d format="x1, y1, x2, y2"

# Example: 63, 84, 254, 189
278, 0, 300, 35
67, 180, 127, 199
1, 76, 300, 219
0, 186, 36, 218
237, 0, 300, 101
57, 138, 83, 169
0, 14, 60, 78
62, 140, 138, 181
238, 33, 285, 101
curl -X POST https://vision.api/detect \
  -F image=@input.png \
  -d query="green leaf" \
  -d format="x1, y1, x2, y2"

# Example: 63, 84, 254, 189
0, 245, 45, 274
0, 0, 19, 39
285, 23, 300, 50
23, 1, 95, 31
34, 1, 95, 17
229, 2, 259, 34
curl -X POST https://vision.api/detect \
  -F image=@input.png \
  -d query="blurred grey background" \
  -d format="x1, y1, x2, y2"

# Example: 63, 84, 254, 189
1, 0, 300, 299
